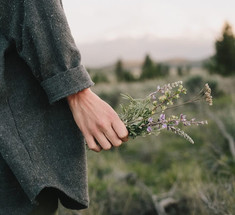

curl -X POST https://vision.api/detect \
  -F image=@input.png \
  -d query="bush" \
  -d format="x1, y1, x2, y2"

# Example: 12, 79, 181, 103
185, 76, 225, 101
139, 55, 169, 80
91, 72, 109, 84
185, 75, 204, 93
98, 90, 121, 109
206, 80, 224, 97
115, 59, 135, 82
121, 71, 136, 82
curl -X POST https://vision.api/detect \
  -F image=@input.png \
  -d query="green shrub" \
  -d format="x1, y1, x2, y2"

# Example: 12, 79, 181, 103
185, 75, 204, 93
91, 72, 109, 84
98, 90, 121, 109
115, 59, 136, 82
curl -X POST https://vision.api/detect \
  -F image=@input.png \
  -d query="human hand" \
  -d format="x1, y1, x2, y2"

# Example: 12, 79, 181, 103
67, 88, 129, 152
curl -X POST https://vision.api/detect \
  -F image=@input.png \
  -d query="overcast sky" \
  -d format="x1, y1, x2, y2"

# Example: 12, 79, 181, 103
62, 0, 235, 66
63, 0, 235, 42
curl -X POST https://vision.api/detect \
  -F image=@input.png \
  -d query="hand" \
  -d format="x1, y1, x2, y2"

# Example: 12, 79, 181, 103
67, 88, 128, 152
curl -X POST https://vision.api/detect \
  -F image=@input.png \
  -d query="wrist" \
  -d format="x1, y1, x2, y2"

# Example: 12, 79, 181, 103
67, 88, 91, 106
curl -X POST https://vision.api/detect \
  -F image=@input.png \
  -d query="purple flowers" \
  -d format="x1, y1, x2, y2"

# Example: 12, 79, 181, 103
147, 118, 153, 133
160, 114, 165, 121
119, 81, 212, 143
151, 94, 156, 100
174, 120, 179, 126
147, 126, 152, 133
180, 114, 186, 122
158, 114, 167, 129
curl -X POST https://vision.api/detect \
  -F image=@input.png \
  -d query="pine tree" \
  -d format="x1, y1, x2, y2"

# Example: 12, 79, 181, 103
214, 22, 235, 76
115, 59, 124, 81
140, 54, 156, 79
205, 22, 235, 76
115, 59, 135, 82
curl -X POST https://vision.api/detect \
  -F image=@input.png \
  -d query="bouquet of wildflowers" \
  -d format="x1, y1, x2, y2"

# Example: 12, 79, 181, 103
119, 81, 213, 144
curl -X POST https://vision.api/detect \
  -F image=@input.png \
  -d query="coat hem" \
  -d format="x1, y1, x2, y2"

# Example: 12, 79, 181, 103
30, 184, 89, 210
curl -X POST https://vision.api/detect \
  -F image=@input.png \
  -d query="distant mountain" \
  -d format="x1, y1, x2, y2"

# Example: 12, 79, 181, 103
77, 36, 213, 68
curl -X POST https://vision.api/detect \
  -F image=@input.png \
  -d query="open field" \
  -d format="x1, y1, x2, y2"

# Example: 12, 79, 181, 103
81, 67, 235, 215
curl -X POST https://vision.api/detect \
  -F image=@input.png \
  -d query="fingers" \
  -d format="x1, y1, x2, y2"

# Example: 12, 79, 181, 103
84, 123, 126, 152
111, 116, 129, 142
95, 133, 112, 150
85, 135, 102, 152
86, 127, 125, 152
104, 126, 122, 147
68, 89, 130, 153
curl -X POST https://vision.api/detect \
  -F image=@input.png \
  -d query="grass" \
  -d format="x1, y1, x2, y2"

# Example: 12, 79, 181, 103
81, 68, 235, 215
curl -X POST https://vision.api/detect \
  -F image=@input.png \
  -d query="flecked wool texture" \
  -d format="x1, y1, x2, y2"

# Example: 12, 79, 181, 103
0, 0, 94, 214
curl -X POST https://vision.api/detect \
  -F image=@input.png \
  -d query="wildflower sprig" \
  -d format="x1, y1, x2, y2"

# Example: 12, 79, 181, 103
119, 81, 213, 143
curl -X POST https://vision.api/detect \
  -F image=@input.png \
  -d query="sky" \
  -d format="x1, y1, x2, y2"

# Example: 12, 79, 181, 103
62, 0, 235, 66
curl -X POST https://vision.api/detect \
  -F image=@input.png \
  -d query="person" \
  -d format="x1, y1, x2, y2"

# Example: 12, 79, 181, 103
0, 0, 128, 214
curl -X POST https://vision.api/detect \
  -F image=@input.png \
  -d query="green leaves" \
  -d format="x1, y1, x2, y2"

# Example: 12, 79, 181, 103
119, 82, 212, 143
119, 93, 152, 138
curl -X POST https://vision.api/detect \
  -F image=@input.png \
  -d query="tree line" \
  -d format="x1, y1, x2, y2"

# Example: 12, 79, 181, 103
115, 55, 170, 82
92, 21, 235, 83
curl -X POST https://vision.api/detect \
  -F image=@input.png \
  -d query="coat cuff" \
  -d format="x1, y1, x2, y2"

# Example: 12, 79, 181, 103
40, 65, 94, 104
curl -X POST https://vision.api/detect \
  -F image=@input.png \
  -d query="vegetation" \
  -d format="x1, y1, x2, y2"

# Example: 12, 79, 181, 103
80, 67, 235, 215
115, 59, 135, 82
204, 22, 235, 76
79, 22, 235, 215
140, 55, 169, 80
91, 72, 109, 84
177, 66, 183, 76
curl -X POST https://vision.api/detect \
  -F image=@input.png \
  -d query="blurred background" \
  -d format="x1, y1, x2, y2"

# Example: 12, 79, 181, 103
61, 1, 235, 214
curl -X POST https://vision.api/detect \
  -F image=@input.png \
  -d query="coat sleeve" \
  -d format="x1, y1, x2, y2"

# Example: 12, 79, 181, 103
15, 0, 94, 104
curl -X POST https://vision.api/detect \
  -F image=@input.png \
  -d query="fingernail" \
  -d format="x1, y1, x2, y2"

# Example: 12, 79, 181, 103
122, 137, 129, 142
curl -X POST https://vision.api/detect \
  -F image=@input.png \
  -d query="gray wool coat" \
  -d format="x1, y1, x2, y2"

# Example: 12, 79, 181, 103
0, 0, 94, 214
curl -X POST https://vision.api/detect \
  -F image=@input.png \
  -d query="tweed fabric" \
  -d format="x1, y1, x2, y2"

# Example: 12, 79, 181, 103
0, 0, 94, 214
